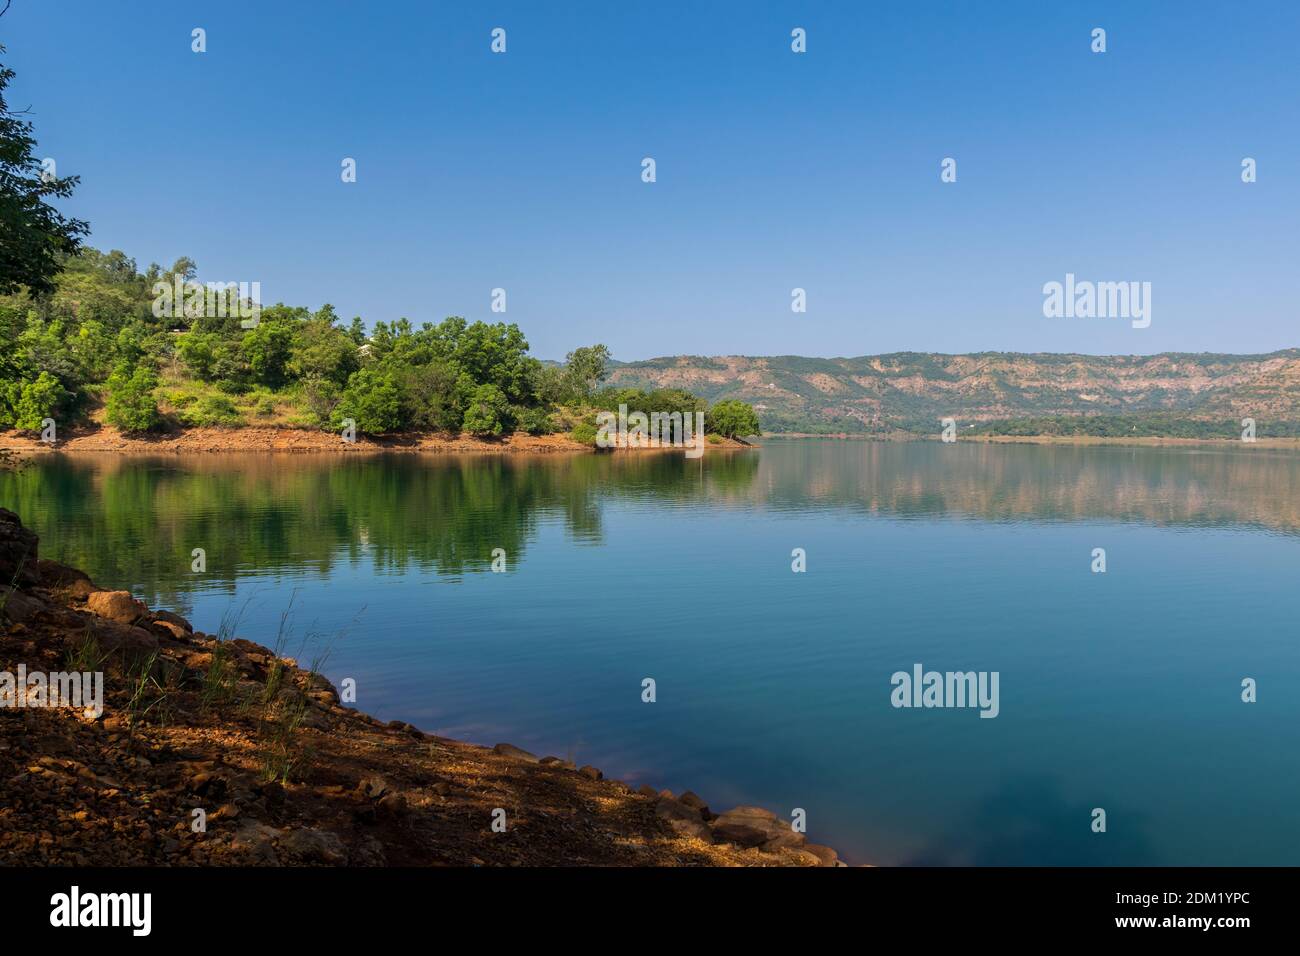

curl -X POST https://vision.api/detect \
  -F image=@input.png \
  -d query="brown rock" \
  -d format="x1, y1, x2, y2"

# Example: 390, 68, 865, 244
86, 590, 149, 625
151, 609, 192, 633
0, 586, 46, 623
710, 806, 798, 849
281, 828, 347, 864
800, 843, 840, 866
492, 743, 539, 763
0, 508, 39, 586
539, 756, 577, 770
637, 784, 658, 798
678, 790, 711, 818
578, 765, 603, 780
655, 799, 713, 843
36, 559, 95, 598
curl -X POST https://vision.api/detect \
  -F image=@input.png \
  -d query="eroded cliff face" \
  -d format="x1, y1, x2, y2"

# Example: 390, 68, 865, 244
604, 350, 1300, 431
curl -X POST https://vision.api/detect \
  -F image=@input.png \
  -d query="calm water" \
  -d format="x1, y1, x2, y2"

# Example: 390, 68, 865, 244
5, 441, 1300, 865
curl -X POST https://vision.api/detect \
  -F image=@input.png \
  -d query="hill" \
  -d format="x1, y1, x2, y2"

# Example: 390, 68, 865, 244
603, 350, 1300, 436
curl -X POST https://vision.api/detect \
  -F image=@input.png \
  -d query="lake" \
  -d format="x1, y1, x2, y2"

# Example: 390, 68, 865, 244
5, 440, 1299, 865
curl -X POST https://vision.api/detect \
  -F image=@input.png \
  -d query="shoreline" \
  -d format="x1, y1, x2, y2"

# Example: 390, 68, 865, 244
767, 432, 1300, 449
0, 507, 841, 867
0, 426, 756, 457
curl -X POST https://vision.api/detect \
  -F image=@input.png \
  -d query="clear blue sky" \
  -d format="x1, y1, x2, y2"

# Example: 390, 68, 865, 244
4, 1, 1296, 360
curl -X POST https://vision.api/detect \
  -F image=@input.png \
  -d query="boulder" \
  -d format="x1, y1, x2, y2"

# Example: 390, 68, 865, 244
492, 743, 539, 763
539, 756, 577, 770
86, 590, 149, 625
151, 609, 193, 633
0, 508, 39, 586
655, 798, 713, 843
578, 765, 603, 780
0, 586, 46, 624
800, 843, 840, 867
281, 828, 348, 864
710, 806, 800, 849
678, 790, 711, 818
36, 559, 95, 599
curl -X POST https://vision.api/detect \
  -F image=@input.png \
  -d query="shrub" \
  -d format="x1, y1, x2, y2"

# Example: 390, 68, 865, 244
570, 421, 598, 445
705, 399, 761, 438
106, 366, 163, 432
517, 406, 554, 435
11, 372, 70, 432
182, 393, 242, 427
332, 368, 405, 434
462, 383, 510, 436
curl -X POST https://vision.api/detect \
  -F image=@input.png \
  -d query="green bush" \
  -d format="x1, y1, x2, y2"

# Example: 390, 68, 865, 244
9, 372, 70, 432
332, 368, 405, 434
517, 406, 554, 435
105, 366, 163, 433
182, 393, 242, 427
570, 421, 598, 445
462, 383, 510, 436
706, 399, 761, 438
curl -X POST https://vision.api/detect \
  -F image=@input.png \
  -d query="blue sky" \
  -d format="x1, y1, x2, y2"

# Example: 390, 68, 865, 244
4, 1, 1297, 360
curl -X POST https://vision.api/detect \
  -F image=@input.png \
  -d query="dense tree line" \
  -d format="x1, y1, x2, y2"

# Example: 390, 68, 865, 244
0, 46, 760, 442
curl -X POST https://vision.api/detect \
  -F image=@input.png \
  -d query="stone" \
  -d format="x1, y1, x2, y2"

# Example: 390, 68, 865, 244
281, 828, 348, 864
0, 586, 45, 624
800, 843, 839, 867
710, 806, 797, 849
492, 743, 539, 763
539, 756, 577, 770
0, 508, 40, 586
151, 609, 192, 633
637, 784, 658, 798
655, 799, 712, 843
578, 765, 603, 780
86, 590, 149, 625
678, 790, 711, 818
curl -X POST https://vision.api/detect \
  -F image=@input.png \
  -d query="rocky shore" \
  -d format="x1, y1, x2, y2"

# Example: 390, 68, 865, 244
0, 509, 841, 867
0, 425, 754, 457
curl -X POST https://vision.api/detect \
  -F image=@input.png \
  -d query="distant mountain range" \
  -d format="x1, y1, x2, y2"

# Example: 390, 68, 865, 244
603, 350, 1300, 436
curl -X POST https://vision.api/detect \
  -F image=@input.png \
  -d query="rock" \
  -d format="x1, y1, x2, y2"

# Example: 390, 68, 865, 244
212, 803, 240, 821
37, 558, 95, 598
539, 756, 577, 770
657, 789, 675, 800
230, 820, 280, 865
86, 590, 149, 625
0, 586, 45, 624
377, 792, 407, 817
151, 620, 189, 641
710, 806, 799, 849
655, 799, 713, 843
151, 609, 192, 633
578, 765, 602, 780
678, 790, 711, 818
800, 843, 839, 867
281, 828, 348, 864
492, 743, 539, 763
357, 776, 389, 800
91, 620, 159, 653
0, 508, 40, 586
637, 784, 658, 798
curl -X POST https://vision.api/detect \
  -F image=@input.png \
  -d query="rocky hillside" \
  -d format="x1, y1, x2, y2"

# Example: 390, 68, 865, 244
605, 350, 1300, 434
0, 509, 841, 867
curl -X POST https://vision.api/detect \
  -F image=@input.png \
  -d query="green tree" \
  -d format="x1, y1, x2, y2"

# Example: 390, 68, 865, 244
462, 383, 510, 436
105, 366, 162, 433
333, 368, 404, 434
0, 47, 89, 295
706, 399, 760, 438
7, 371, 68, 431
563, 344, 611, 401
241, 319, 296, 387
